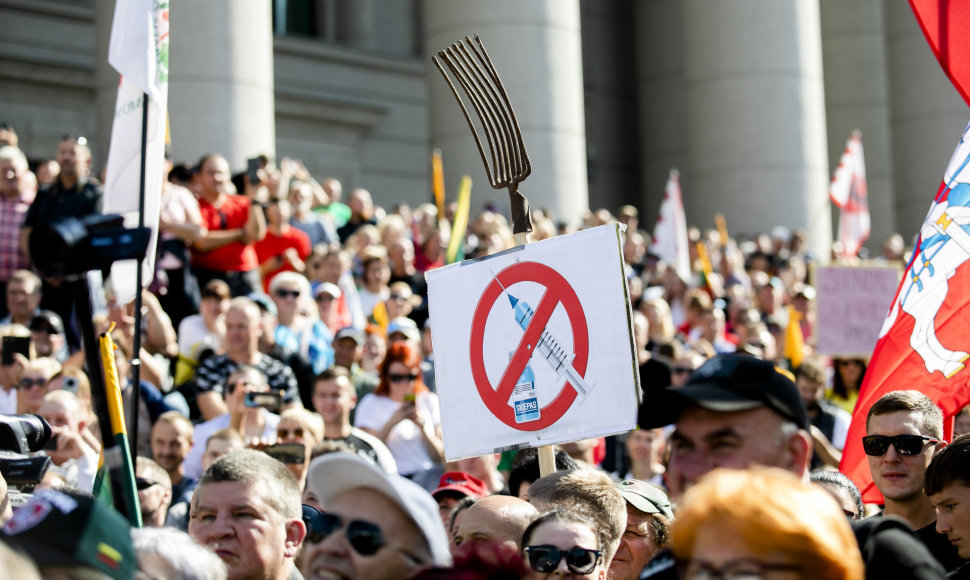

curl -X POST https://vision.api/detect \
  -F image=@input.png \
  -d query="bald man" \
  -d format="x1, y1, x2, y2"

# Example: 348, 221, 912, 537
451, 495, 538, 554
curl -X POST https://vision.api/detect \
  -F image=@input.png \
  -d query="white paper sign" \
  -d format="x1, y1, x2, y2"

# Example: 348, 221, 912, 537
814, 264, 900, 357
426, 224, 640, 460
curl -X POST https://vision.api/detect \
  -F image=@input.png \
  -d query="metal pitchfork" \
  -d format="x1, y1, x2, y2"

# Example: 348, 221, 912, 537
432, 35, 534, 238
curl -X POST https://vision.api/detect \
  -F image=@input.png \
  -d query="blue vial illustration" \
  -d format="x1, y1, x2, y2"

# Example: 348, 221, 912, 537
509, 354, 540, 423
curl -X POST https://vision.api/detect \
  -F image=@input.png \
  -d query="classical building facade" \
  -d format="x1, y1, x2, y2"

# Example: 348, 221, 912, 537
1, 0, 966, 257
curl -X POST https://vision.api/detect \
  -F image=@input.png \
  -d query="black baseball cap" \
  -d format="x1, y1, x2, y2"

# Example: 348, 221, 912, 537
638, 354, 809, 430
29, 310, 64, 335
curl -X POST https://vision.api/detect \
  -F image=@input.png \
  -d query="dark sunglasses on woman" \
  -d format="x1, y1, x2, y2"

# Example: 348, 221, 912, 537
523, 545, 602, 574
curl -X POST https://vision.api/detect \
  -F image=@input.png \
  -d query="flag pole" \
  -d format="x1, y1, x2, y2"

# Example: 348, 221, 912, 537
128, 92, 150, 456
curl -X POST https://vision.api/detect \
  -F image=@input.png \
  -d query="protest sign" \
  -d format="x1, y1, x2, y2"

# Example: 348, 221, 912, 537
814, 264, 900, 357
426, 224, 640, 460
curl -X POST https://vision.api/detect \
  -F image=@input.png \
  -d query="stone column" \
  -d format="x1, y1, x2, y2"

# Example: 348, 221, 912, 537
424, 0, 589, 227
634, 0, 688, 228
94, 0, 118, 170
884, 0, 969, 237
683, 0, 831, 259
819, 0, 894, 256
337, 0, 378, 50
167, 0, 276, 169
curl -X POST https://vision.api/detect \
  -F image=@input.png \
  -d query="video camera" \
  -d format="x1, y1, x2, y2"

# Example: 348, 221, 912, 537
28, 214, 150, 279
0, 414, 53, 507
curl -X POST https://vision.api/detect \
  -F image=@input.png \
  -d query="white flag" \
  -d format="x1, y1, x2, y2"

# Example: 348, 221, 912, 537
650, 169, 692, 283
103, 0, 170, 305
829, 131, 870, 259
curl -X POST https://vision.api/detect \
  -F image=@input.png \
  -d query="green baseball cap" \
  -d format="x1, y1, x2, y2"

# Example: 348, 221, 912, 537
2, 489, 135, 579
615, 479, 674, 520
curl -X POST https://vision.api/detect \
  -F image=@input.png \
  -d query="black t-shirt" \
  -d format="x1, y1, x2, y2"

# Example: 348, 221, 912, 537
23, 177, 103, 228
853, 516, 947, 579
949, 562, 970, 580
917, 520, 967, 572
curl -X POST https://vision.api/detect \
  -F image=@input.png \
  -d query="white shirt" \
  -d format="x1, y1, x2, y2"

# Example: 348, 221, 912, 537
354, 392, 440, 477
177, 314, 223, 361
0, 387, 16, 414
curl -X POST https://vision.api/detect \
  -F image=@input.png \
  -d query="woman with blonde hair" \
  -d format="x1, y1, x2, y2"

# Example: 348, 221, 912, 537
639, 295, 676, 352
16, 357, 60, 414
275, 407, 325, 487
672, 467, 863, 580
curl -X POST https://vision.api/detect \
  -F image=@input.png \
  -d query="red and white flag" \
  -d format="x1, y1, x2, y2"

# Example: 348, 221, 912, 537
650, 169, 692, 283
829, 131, 870, 260
840, 121, 970, 503
102, 0, 170, 304
909, 0, 970, 107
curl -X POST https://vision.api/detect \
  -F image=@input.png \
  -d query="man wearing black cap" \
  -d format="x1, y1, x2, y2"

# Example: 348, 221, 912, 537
638, 353, 812, 502
29, 309, 67, 362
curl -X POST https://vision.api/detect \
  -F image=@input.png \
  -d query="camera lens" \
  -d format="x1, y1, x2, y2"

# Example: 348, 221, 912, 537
20, 415, 53, 452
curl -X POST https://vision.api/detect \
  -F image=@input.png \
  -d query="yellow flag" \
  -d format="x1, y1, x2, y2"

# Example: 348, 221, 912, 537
446, 176, 472, 264
784, 305, 805, 369
432, 149, 445, 220
372, 300, 389, 332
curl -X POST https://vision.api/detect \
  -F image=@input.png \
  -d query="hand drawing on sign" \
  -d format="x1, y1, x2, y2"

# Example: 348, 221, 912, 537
469, 260, 590, 431
493, 270, 596, 417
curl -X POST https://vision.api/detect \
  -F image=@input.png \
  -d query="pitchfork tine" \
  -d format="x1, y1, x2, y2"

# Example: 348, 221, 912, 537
432, 35, 534, 235
451, 41, 515, 184
432, 54, 496, 186
467, 36, 527, 182
444, 44, 508, 185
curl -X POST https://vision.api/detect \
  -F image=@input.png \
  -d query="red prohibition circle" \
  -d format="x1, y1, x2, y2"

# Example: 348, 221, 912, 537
469, 261, 589, 431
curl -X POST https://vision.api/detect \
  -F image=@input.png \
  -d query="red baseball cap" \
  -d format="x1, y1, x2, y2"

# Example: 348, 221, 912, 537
432, 471, 488, 500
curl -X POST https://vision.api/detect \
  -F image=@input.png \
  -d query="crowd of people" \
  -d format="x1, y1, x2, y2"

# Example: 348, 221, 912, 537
2, 124, 970, 579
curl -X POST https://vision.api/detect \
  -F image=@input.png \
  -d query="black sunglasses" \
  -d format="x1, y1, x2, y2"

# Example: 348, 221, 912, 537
524, 545, 602, 575
275, 289, 301, 299
301, 505, 424, 565
389, 372, 419, 383
135, 478, 158, 491
18, 378, 47, 390
862, 434, 940, 456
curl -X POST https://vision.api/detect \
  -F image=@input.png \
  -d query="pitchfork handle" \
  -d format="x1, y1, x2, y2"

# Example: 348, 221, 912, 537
509, 186, 533, 236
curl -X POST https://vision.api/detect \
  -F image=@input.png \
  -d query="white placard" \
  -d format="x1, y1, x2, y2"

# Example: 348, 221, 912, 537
426, 224, 640, 460
814, 264, 900, 357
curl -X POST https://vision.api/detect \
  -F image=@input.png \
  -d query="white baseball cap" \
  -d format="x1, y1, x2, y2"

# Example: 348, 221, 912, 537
307, 453, 452, 567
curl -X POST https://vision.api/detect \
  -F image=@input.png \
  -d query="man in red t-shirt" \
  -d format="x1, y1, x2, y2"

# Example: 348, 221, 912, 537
254, 198, 310, 293
190, 154, 266, 297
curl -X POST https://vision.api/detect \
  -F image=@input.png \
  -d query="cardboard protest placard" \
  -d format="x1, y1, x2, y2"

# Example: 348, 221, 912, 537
814, 264, 901, 357
426, 224, 640, 461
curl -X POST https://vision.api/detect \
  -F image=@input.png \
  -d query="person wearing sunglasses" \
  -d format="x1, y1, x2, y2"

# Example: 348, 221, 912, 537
304, 452, 452, 579
135, 457, 172, 528
865, 390, 964, 571
521, 508, 608, 579
16, 356, 59, 415
355, 342, 444, 480
269, 271, 334, 375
